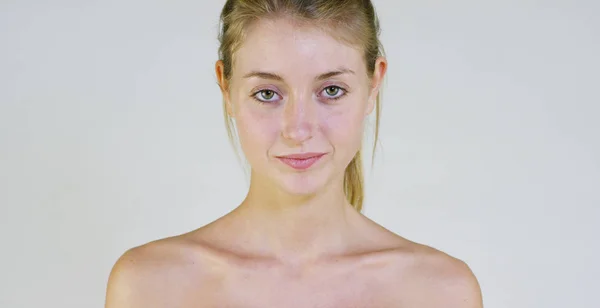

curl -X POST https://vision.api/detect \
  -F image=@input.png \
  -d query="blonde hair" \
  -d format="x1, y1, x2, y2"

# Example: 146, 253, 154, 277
218, 0, 384, 212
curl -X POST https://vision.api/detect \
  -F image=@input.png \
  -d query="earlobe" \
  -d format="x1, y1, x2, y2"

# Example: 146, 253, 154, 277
225, 99, 234, 118
365, 98, 375, 116
223, 92, 235, 118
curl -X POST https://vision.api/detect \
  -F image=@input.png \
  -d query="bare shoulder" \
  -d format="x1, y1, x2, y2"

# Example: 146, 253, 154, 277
410, 243, 481, 307
356, 215, 482, 307
385, 238, 483, 308
104, 233, 218, 308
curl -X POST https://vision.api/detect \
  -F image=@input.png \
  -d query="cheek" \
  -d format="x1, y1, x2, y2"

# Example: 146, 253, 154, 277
320, 107, 366, 151
235, 106, 279, 157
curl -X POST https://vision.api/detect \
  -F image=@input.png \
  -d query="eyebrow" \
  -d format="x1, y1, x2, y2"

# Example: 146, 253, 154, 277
242, 68, 355, 81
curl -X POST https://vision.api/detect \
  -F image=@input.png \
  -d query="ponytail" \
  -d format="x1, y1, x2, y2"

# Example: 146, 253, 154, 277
344, 150, 364, 211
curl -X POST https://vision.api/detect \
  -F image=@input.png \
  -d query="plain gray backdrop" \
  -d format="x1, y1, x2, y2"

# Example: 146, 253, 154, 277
1, 0, 599, 307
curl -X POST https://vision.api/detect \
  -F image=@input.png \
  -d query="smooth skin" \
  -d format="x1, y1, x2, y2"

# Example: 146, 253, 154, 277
105, 18, 483, 308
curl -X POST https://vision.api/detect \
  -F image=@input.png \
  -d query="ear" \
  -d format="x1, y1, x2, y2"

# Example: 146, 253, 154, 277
366, 56, 387, 115
215, 60, 234, 117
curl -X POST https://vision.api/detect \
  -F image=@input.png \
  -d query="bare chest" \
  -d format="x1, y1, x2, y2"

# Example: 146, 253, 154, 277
175, 266, 402, 307
222, 278, 393, 307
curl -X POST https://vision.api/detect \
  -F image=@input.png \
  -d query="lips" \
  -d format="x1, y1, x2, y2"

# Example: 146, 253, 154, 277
276, 152, 326, 170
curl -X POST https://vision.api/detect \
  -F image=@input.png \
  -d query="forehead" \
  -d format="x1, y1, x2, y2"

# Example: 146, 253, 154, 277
232, 18, 366, 80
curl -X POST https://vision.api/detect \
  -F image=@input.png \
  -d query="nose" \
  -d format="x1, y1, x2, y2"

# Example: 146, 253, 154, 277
281, 95, 316, 144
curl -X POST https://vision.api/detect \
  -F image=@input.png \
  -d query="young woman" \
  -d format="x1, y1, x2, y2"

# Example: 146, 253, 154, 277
105, 1, 483, 307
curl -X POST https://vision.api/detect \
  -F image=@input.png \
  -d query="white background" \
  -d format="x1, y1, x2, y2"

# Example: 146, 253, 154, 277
1, 0, 599, 307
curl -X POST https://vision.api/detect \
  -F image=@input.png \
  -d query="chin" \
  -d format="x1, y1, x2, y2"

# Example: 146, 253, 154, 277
279, 178, 326, 196
274, 168, 333, 196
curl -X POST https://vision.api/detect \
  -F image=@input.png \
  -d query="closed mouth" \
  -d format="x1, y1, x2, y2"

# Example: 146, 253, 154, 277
276, 152, 327, 170
276, 152, 327, 159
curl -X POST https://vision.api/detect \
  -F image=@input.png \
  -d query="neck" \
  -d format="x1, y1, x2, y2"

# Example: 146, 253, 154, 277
232, 170, 356, 265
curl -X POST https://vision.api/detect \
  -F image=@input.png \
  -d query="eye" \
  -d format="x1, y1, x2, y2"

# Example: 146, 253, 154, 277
260, 90, 275, 100
321, 86, 346, 100
253, 89, 281, 103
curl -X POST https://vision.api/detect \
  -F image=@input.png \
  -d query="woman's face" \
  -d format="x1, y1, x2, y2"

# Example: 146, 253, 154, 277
219, 18, 385, 196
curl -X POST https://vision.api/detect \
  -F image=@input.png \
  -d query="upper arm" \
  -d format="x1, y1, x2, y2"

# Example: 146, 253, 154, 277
402, 250, 483, 308
105, 248, 154, 308
442, 260, 483, 308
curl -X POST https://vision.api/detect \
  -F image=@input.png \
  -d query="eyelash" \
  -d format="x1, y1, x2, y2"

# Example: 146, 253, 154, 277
251, 86, 348, 104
